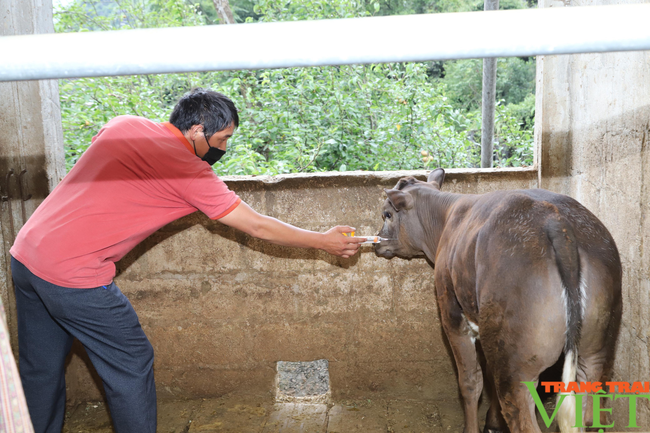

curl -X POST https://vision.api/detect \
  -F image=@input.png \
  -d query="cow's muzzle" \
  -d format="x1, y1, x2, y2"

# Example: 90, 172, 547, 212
374, 243, 395, 259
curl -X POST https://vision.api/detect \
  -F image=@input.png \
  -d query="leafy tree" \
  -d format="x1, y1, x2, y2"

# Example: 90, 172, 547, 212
493, 98, 534, 167
219, 63, 481, 174
439, 57, 536, 111
56, 0, 534, 173
252, 0, 369, 21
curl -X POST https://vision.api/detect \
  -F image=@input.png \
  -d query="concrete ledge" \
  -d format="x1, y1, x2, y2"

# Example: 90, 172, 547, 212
220, 167, 538, 189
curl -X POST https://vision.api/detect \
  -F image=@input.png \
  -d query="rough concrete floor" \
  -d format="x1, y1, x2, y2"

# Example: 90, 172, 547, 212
63, 392, 560, 433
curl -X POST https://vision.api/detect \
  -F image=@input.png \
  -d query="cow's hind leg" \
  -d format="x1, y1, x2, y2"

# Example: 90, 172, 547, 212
483, 366, 509, 433
479, 296, 566, 433
577, 351, 610, 428
482, 327, 563, 433
493, 376, 543, 433
577, 258, 622, 429
576, 321, 619, 428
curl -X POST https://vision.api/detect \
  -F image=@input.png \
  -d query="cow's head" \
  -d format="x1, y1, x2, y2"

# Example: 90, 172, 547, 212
375, 168, 446, 260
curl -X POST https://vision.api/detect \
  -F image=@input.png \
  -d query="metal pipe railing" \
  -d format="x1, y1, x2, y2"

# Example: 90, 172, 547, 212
481, 0, 499, 169
1, 3, 649, 82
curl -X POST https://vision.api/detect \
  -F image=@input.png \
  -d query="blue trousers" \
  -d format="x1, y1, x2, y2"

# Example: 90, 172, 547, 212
11, 257, 156, 433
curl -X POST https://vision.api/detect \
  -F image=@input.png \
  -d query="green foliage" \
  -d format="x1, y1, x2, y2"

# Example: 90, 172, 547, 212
493, 99, 534, 167
359, 0, 533, 15
56, 0, 535, 174
218, 64, 480, 175
361, 0, 479, 15
436, 55, 536, 168
252, 0, 369, 21
59, 73, 202, 170
441, 57, 536, 111
54, 0, 205, 31
193, 0, 260, 23
504, 91, 535, 131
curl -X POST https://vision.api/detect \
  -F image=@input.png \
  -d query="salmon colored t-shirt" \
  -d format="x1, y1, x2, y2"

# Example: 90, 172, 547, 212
10, 115, 241, 289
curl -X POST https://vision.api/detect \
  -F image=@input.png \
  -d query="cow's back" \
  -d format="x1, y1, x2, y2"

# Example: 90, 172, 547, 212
436, 188, 621, 320
520, 189, 621, 273
442, 188, 620, 271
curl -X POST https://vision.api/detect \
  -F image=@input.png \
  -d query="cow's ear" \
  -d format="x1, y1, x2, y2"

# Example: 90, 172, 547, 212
427, 168, 445, 189
384, 189, 414, 212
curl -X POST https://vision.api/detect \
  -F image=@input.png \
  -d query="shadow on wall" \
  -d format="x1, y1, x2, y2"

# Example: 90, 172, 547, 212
115, 215, 360, 279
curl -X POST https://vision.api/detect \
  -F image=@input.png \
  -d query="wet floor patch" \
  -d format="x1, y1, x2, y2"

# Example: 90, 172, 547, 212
63, 394, 464, 433
63, 392, 560, 432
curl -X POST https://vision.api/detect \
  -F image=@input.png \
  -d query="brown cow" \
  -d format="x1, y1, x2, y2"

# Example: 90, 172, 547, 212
374, 168, 622, 433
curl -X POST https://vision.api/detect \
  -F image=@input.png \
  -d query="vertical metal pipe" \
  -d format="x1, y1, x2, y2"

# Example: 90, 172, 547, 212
481, 0, 499, 168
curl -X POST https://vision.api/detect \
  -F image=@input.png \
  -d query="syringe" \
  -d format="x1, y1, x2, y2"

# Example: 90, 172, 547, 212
358, 236, 394, 244
343, 232, 394, 244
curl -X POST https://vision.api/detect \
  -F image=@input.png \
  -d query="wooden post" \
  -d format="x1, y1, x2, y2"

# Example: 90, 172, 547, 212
213, 0, 235, 24
0, 0, 65, 353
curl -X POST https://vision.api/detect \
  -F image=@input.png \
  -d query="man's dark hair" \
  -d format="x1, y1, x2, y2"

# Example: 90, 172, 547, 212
169, 88, 239, 140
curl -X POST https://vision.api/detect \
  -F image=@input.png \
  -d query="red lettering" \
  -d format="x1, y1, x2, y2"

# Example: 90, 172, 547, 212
607, 381, 629, 393
630, 382, 643, 394
541, 382, 562, 393
583, 382, 602, 393
566, 382, 581, 393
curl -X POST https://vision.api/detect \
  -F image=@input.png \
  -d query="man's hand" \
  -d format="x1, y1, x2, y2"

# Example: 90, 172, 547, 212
321, 226, 366, 258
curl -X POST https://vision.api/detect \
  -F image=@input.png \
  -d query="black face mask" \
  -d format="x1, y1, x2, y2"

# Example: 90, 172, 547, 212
202, 146, 226, 166
192, 137, 226, 166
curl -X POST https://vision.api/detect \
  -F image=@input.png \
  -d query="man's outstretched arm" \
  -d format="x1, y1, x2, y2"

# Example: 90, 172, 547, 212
218, 201, 365, 258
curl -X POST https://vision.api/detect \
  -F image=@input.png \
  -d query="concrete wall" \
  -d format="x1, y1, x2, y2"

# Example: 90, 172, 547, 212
63, 169, 538, 404
537, 0, 650, 427
0, 0, 65, 353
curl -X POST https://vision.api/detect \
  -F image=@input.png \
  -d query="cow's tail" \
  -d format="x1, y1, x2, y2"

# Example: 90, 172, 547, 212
545, 215, 583, 433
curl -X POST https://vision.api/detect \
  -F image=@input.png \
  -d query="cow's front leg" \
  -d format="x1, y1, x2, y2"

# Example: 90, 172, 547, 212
437, 286, 483, 433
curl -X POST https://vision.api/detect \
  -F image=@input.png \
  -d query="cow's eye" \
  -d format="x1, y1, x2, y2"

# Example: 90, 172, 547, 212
383, 211, 392, 220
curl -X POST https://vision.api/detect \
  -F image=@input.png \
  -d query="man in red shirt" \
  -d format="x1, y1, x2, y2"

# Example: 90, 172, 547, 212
10, 88, 365, 433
